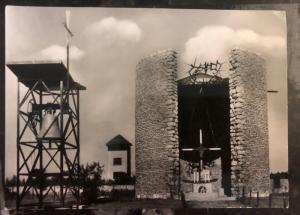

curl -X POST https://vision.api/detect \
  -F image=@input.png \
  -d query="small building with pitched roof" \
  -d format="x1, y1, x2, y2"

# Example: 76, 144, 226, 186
106, 134, 132, 180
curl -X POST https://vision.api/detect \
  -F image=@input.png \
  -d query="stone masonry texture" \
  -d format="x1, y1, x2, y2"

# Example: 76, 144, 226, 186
135, 49, 180, 199
229, 49, 270, 196
135, 48, 270, 199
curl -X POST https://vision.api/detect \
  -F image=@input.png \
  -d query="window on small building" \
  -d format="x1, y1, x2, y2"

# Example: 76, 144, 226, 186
113, 158, 122, 165
273, 178, 281, 188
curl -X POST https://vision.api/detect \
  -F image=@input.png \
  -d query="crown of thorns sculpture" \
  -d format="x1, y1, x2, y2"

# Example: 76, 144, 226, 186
187, 58, 223, 84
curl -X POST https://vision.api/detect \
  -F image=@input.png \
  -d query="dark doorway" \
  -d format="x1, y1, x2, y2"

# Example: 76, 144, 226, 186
178, 79, 231, 195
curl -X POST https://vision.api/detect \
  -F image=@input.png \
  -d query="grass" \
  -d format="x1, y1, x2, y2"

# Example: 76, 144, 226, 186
4, 192, 289, 215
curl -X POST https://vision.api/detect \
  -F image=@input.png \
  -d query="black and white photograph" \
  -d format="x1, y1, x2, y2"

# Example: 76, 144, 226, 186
2, 5, 289, 214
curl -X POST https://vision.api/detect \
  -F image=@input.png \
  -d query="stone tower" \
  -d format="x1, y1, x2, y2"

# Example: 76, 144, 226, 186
135, 50, 180, 199
135, 49, 270, 199
229, 49, 270, 196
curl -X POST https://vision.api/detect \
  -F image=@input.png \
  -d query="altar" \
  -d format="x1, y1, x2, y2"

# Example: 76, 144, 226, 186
180, 129, 231, 201
181, 158, 228, 201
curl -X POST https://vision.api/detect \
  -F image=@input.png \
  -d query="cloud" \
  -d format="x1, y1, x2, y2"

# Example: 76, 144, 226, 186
182, 25, 286, 65
84, 17, 142, 45
37, 44, 85, 61
272, 11, 286, 23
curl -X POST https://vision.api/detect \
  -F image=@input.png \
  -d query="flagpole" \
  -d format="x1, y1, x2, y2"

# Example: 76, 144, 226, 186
65, 10, 72, 91
67, 40, 70, 90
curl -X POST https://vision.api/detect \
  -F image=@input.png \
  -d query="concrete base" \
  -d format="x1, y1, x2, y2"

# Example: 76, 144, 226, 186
218, 188, 225, 196
185, 189, 236, 201
186, 182, 235, 201
193, 183, 213, 194
185, 192, 236, 201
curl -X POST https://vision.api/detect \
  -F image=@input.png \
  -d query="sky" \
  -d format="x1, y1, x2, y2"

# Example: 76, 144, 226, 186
5, 6, 288, 179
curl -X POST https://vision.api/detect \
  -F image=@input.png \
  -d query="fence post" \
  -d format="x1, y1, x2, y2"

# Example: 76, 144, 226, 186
249, 188, 252, 205
283, 193, 287, 208
180, 191, 188, 208
284, 185, 288, 208
256, 192, 259, 207
242, 186, 245, 203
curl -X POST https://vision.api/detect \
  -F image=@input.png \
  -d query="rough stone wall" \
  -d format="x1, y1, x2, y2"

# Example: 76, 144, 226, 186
229, 49, 270, 196
135, 49, 180, 199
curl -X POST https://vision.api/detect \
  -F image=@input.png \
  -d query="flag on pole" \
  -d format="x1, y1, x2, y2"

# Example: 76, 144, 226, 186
66, 10, 70, 28
64, 10, 74, 41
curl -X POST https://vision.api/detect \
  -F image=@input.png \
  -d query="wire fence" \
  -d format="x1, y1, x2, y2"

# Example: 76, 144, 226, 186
237, 186, 289, 208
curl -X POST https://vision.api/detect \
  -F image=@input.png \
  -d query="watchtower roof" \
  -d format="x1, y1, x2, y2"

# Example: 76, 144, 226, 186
7, 61, 86, 91
106, 135, 132, 151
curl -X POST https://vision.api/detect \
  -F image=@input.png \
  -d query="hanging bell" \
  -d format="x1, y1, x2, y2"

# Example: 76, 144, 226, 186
37, 108, 60, 139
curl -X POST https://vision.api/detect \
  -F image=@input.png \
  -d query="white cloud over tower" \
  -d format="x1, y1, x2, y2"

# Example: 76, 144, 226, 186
182, 25, 286, 64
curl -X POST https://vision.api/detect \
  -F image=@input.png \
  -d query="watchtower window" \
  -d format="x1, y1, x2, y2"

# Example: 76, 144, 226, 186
113, 158, 122, 165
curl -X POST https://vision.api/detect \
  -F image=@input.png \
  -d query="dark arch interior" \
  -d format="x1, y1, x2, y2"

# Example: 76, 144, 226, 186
178, 79, 231, 195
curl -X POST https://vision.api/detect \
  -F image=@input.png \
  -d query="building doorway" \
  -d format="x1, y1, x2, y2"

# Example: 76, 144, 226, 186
178, 78, 231, 196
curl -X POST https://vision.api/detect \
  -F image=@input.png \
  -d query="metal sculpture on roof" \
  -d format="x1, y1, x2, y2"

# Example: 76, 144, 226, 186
187, 58, 223, 84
